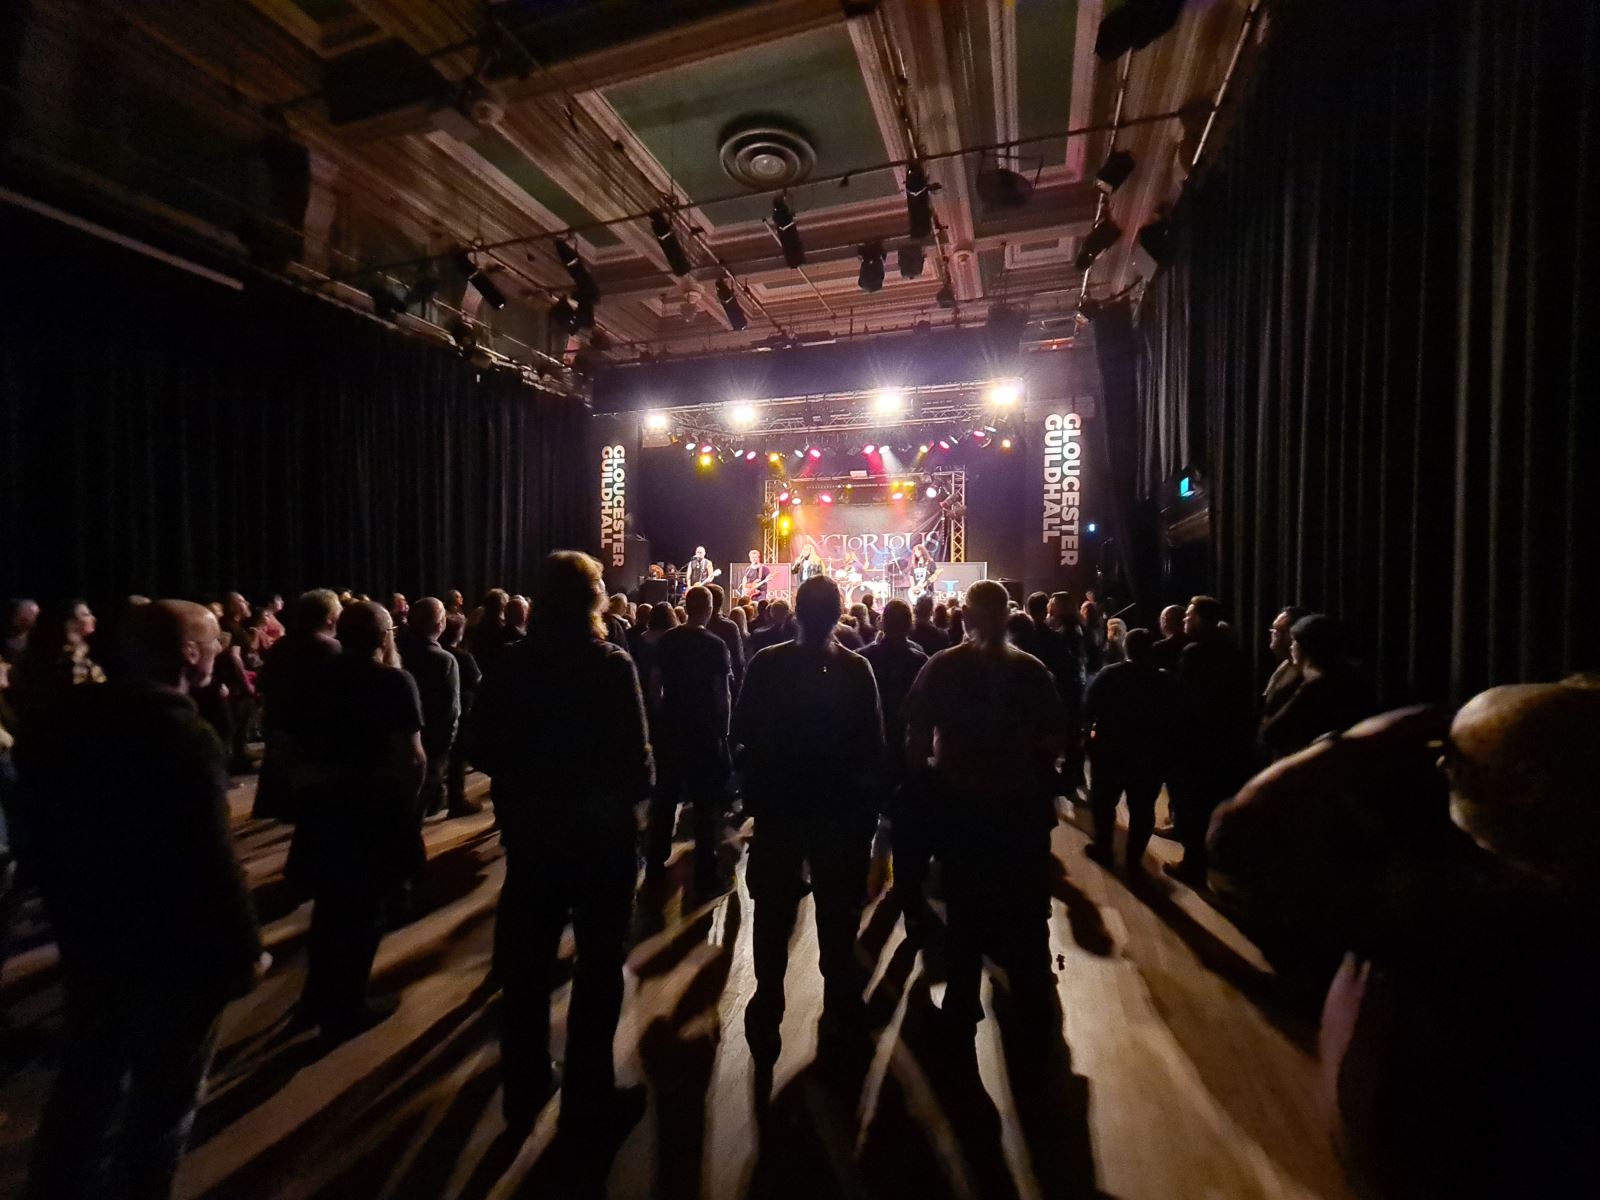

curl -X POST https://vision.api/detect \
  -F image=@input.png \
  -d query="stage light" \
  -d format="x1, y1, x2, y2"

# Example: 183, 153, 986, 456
897, 243, 925, 279
925, 485, 938, 499
791, 495, 802, 506
975, 164, 1034, 210
1095, 150, 1136, 194
367, 282, 407, 321
937, 439, 951, 450
1139, 216, 1173, 266
1096, 0, 1184, 59
779, 516, 792, 533
987, 380, 1024, 407
820, 493, 834, 505
778, 490, 790, 502
808, 447, 823, 459
644, 411, 670, 432
862, 443, 876, 455
651, 210, 693, 275
794, 449, 806, 458
936, 282, 956, 309
768, 452, 782, 464
1001, 437, 1013, 449
858, 243, 886, 293
873, 387, 907, 415
555, 239, 599, 305
772, 196, 805, 269
904, 162, 933, 240
716, 277, 749, 331
686, 442, 698, 453
728, 403, 758, 427
890, 490, 905, 501
454, 249, 508, 310
1087, 522, 1098, 533
698, 453, 713, 467
742, 450, 755, 461
918, 443, 930, 454
1074, 217, 1124, 271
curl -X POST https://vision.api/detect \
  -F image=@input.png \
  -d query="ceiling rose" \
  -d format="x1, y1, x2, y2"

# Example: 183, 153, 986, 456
719, 119, 816, 190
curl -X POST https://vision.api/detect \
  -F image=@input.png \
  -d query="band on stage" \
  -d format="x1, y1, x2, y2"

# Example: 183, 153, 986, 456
658, 541, 943, 606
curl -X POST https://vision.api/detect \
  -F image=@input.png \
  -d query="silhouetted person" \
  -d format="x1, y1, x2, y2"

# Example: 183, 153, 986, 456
1259, 614, 1367, 759
646, 584, 731, 894
387, 592, 409, 625
438, 611, 482, 816
253, 589, 341, 821
472, 552, 653, 1128
1047, 591, 1088, 794
9, 599, 104, 730
733, 576, 882, 1062
15, 600, 264, 1200
287, 602, 425, 1037
467, 588, 512, 663
909, 594, 950, 656
705, 584, 746, 696
1, 598, 38, 664
860, 600, 929, 908
1149, 604, 1188, 673
1261, 605, 1308, 725
396, 597, 461, 817
747, 598, 796, 654
1083, 628, 1179, 874
906, 581, 1066, 1032
1169, 595, 1254, 884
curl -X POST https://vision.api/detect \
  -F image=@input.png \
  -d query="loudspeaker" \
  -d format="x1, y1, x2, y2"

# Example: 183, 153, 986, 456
638, 578, 669, 605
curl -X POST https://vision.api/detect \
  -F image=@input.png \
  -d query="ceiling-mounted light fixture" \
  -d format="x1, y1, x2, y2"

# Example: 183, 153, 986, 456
897, 243, 925, 279
905, 162, 933, 239
1095, 0, 1186, 59
1138, 216, 1174, 265
1095, 149, 1136, 194
650, 210, 692, 275
555, 239, 599, 305
772, 196, 806, 269
549, 295, 582, 334
716, 277, 749, 331
975, 163, 1034, 210
368, 282, 407, 321
935, 282, 956, 309
1074, 217, 1124, 271
858, 242, 886, 293
453, 249, 507, 310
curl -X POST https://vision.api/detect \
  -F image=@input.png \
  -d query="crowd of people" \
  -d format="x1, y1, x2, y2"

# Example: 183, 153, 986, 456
0, 564, 1593, 1198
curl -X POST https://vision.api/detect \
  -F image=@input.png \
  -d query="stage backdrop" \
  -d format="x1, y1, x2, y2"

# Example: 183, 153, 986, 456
782, 495, 943, 570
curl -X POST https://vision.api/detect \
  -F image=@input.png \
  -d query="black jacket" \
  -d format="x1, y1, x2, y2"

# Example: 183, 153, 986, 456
397, 629, 461, 758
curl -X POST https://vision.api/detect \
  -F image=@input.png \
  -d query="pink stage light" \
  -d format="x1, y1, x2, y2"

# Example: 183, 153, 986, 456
808, 447, 823, 459
819, 493, 834, 504
745, 450, 758, 460
862, 443, 876, 455
937, 439, 951, 450
777, 490, 790, 502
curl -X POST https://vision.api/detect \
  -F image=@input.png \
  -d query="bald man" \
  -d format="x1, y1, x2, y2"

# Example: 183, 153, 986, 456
14, 601, 264, 1200
397, 598, 460, 818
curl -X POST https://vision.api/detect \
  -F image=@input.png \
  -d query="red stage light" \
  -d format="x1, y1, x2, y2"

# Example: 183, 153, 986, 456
862, 443, 876, 455
937, 439, 951, 450
808, 447, 822, 459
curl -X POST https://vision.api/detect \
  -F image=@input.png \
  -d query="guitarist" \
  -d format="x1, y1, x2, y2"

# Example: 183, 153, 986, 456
738, 549, 772, 603
685, 545, 720, 590
908, 543, 940, 603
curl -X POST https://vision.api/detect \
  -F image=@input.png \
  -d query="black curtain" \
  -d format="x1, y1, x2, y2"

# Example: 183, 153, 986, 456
1129, 0, 1600, 703
0, 210, 588, 605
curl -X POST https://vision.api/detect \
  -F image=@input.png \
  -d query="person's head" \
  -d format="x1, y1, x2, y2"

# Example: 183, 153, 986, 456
849, 603, 870, 629
674, 605, 687, 624
388, 592, 409, 620
530, 551, 605, 639
1106, 617, 1126, 644
794, 576, 843, 644
440, 611, 467, 650
756, 599, 770, 621
694, 545, 707, 560
730, 607, 749, 636
31, 599, 95, 652
948, 608, 965, 641
1446, 679, 1600, 883
840, 614, 858, 630
607, 593, 628, 618
1183, 594, 1224, 637
767, 598, 792, 627
505, 595, 530, 632
338, 601, 396, 666
1159, 604, 1185, 638
291, 588, 341, 636
269, 594, 285, 613
3, 598, 39, 641
409, 596, 447, 642
1270, 605, 1308, 661
933, 603, 949, 630
913, 595, 935, 624
684, 585, 714, 626
445, 590, 464, 614
224, 592, 250, 623
1079, 600, 1100, 627
1005, 611, 1035, 644
707, 583, 727, 616
647, 603, 676, 633
861, 591, 876, 612
797, 543, 811, 560
635, 602, 653, 628
1025, 591, 1048, 625
1047, 592, 1077, 630
879, 598, 912, 640
964, 580, 1010, 647
748, 549, 761, 564
1288, 613, 1341, 670
1123, 627, 1155, 663
913, 543, 929, 562
481, 589, 509, 623
122, 600, 223, 692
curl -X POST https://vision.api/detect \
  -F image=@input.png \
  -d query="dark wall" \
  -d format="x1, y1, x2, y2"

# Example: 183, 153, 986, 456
1127, 0, 1600, 703
0, 210, 588, 605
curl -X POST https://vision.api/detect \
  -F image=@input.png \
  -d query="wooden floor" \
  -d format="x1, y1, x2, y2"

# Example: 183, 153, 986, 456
0, 773, 1354, 1200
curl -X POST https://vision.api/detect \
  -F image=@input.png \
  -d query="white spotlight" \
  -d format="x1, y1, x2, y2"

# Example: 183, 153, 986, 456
644, 410, 670, 431
986, 380, 1024, 407
728, 403, 758, 427
873, 387, 907, 415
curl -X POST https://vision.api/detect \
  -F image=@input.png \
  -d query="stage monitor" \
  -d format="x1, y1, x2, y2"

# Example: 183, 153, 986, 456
926, 561, 987, 601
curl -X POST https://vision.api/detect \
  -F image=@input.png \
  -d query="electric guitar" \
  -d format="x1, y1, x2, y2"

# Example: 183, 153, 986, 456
908, 562, 940, 603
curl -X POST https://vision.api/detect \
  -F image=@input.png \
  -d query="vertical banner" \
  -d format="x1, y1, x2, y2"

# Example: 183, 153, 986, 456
588, 413, 643, 592
1025, 405, 1090, 595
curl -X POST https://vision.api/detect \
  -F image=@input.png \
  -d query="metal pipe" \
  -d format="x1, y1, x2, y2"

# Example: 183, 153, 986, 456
1193, 0, 1264, 170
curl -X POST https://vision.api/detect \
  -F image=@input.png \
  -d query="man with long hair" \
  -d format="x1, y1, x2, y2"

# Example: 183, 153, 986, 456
472, 552, 653, 1129
733, 576, 883, 1064
905, 580, 1067, 1033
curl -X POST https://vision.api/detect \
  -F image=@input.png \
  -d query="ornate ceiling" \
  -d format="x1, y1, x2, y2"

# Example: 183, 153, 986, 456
3, 0, 1257, 367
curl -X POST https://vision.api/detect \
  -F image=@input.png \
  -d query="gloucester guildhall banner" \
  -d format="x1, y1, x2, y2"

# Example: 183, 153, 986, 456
1025, 406, 1089, 594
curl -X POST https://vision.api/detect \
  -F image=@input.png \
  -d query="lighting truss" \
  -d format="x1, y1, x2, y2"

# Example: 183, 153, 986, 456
642, 382, 996, 442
